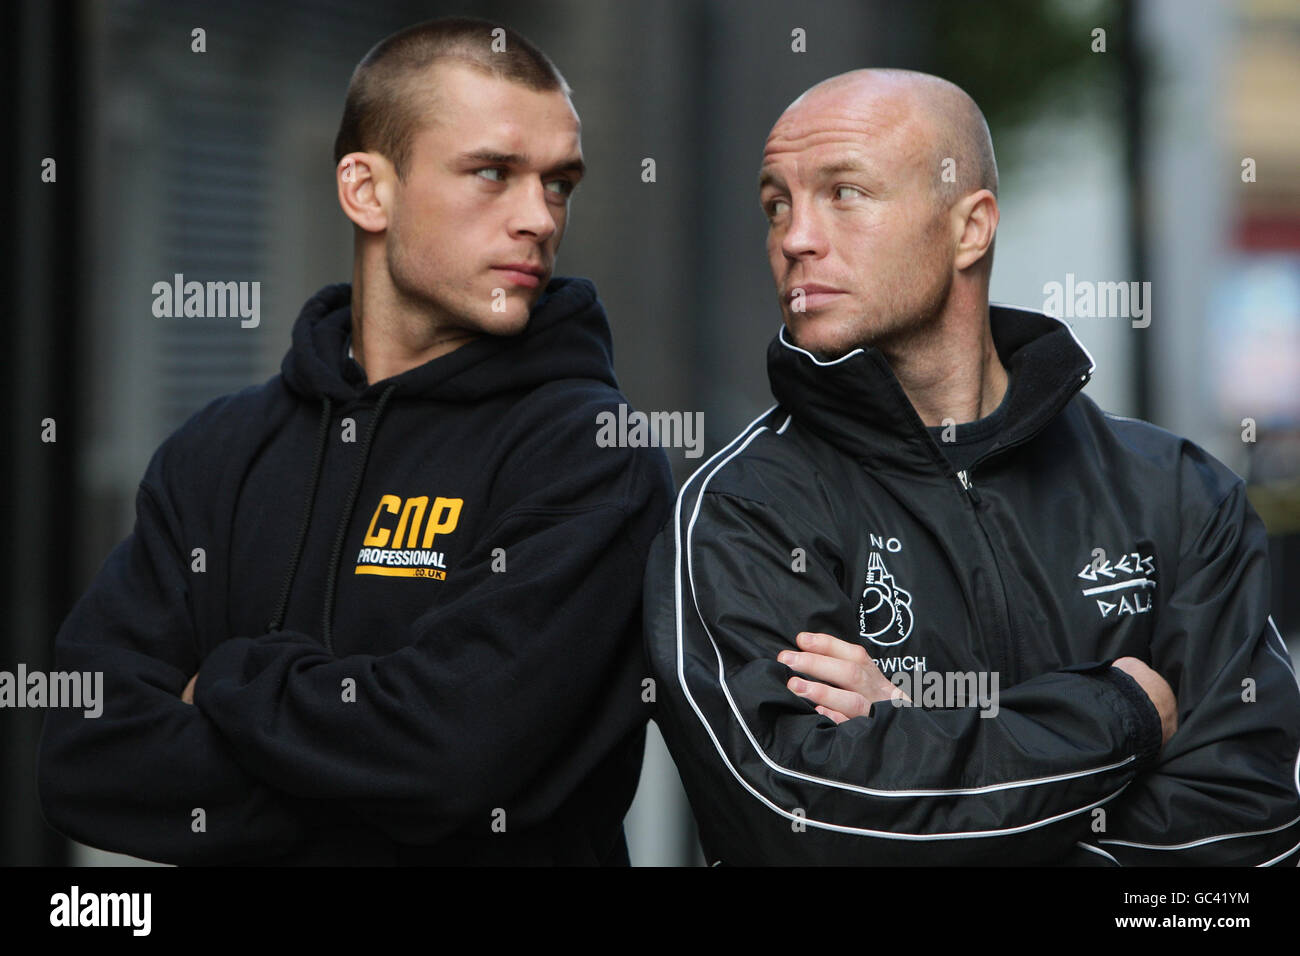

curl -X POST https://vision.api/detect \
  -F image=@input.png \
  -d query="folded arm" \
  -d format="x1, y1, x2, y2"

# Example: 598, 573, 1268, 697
37, 481, 314, 864
194, 442, 671, 845
1090, 482, 1300, 866
647, 489, 1164, 865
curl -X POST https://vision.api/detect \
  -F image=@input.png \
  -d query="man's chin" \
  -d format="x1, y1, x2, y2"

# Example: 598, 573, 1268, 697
470, 309, 532, 337
784, 314, 862, 362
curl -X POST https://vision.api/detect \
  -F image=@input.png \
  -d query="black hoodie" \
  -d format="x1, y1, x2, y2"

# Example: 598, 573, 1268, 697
38, 278, 674, 864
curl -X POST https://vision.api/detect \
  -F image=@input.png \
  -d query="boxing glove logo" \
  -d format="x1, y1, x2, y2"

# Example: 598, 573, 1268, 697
858, 550, 914, 646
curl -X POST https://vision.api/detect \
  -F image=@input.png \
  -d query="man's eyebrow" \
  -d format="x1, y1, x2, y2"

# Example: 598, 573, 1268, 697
816, 158, 875, 178
758, 158, 877, 192
459, 148, 525, 166
550, 156, 586, 179
457, 148, 585, 178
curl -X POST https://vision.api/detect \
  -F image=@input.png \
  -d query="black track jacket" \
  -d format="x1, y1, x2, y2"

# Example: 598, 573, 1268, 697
644, 304, 1300, 865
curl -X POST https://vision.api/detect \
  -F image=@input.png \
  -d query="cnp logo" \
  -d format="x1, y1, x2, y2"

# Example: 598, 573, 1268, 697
364, 495, 462, 548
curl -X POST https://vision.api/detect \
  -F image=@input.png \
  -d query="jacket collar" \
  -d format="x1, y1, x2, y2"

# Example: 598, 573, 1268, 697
766, 304, 1095, 476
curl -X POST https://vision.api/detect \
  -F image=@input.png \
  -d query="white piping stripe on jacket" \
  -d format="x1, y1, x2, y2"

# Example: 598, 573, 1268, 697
1267, 616, 1297, 679
774, 303, 1099, 379
1076, 842, 1120, 865
1097, 813, 1300, 851
671, 409, 1136, 838
777, 324, 862, 366
991, 301, 1098, 376
1260, 838, 1300, 867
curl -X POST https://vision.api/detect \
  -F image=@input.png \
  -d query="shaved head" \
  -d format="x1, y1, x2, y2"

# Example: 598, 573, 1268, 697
777, 69, 997, 208
758, 68, 1001, 360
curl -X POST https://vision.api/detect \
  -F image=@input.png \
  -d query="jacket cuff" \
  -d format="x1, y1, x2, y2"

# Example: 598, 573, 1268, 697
1091, 665, 1163, 769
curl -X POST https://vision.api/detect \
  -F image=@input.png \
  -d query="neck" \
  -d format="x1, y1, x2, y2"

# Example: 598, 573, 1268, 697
877, 297, 1007, 428
349, 247, 479, 385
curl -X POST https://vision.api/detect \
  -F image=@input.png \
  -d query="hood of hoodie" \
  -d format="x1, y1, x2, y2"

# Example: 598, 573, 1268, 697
268, 275, 621, 648
766, 303, 1096, 476
282, 276, 619, 403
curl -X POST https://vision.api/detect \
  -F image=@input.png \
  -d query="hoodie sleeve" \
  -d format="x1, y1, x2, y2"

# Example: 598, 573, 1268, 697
643, 487, 1164, 866
37, 478, 314, 865
1087, 480, 1300, 866
192, 434, 673, 845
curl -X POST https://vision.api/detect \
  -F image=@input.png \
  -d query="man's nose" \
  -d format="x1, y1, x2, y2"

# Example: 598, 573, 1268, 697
781, 201, 827, 260
508, 178, 558, 243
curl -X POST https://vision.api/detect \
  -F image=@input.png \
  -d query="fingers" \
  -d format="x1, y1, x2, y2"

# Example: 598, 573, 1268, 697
779, 648, 870, 695
779, 633, 900, 720
786, 675, 871, 720
796, 631, 873, 664
781, 634, 896, 700
1112, 657, 1178, 746
815, 705, 850, 725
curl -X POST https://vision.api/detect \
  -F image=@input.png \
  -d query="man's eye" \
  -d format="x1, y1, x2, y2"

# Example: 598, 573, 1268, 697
766, 199, 789, 218
476, 168, 505, 182
834, 185, 859, 201
545, 179, 574, 196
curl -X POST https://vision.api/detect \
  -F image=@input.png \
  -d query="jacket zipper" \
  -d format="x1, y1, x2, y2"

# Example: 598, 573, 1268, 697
939, 371, 1091, 688
951, 388, 1087, 685
956, 469, 981, 504
953, 467, 1020, 684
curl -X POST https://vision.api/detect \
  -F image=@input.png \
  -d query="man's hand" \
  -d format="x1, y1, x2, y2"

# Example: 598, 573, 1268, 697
777, 631, 906, 724
181, 672, 198, 705
1111, 657, 1178, 747
778, 635, 1178, 745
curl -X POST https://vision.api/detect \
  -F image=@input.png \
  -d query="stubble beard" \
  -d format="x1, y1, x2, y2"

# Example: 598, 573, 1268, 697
800, 264, 954, 363
386, 227, 484, 335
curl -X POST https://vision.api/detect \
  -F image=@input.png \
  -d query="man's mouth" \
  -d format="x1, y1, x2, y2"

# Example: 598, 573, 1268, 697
492, 263, 547, 289
786, 283, 846, 310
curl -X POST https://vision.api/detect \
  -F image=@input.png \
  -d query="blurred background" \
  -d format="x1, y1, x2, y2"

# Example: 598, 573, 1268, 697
3, 0, 1298, 866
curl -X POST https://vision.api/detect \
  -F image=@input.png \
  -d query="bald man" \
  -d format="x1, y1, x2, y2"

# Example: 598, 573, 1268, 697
642, 69, 1300, 866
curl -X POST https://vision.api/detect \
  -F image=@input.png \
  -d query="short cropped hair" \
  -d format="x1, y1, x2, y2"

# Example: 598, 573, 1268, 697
333, 16, 571, 180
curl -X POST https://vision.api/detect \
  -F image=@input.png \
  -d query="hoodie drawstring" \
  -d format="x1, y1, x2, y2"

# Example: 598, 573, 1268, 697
321, 383, 398, 653
267, 397, 333, 632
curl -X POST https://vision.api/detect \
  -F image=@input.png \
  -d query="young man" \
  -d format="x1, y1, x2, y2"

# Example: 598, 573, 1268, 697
39, 17, 672, 865
644, 69, 1300, 865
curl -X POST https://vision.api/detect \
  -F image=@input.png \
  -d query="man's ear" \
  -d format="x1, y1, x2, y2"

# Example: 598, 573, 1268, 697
953, 188, 998, 272
336, 152, 392, 233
